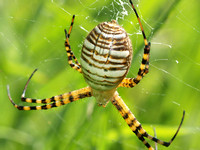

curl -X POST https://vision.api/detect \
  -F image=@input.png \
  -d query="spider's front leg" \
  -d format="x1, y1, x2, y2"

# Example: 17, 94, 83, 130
111, 91, 153, 150
7, 69, 91, 110
64, 15, 82, 73
111, 92, 185, 149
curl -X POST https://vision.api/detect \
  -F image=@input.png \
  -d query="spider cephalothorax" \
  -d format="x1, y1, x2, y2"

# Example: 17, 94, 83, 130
7, 0, 185, 149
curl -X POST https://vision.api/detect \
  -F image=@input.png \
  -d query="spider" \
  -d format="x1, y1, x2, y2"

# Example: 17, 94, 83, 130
7, 0, 185, 149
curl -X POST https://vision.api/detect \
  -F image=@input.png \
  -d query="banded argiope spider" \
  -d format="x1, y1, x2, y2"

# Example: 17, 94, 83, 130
7, 1, 185, 149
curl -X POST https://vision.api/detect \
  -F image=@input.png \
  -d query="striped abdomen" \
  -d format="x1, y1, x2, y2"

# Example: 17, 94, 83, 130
80, 20, 133, 91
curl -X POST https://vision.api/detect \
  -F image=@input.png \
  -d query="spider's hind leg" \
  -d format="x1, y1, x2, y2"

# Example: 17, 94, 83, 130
65, 15, 82, 73
119, 1, 152, 88
118, 42, 150, 88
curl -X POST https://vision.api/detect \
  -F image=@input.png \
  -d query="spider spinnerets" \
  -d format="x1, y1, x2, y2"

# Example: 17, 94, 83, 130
7, 0, 185, 149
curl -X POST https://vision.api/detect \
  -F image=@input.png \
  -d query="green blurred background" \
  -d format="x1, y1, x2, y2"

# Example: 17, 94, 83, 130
0, 0, 200, 149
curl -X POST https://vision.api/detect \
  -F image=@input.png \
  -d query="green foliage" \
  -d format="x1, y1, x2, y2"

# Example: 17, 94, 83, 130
0, 0, 200, 149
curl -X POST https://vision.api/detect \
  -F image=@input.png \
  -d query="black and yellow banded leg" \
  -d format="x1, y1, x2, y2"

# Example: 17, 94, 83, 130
18, 68, 74, 104
140, 42, 150, 77
7, 85, 92, 110
65, 15, 82, 73
118, 42, 150, 88
20, 68, 66, 104
111, 92, 154, 150
141, 110, 185, 147
111, 92, 185, 149
7, 69, 92, 110
119, 1, 151, 88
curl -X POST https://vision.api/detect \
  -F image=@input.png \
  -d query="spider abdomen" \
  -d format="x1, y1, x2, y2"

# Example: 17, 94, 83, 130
80, 20, 133, 91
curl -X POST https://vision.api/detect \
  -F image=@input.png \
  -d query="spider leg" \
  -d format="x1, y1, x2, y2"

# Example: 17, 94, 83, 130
64, 15, 82, 73
140, 110, 185, 147
119, 1, 185, 147
111, 92, 154, 150
7, 69, 91, 110
153, 127, 158, 150
19, 68, 63, 104
7, 85, 91, 110
118, 42, 150, 88
119, 0, 151, 88
111, 92, 185, 149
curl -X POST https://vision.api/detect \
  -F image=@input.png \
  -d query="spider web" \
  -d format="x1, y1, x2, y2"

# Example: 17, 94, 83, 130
1, 0, 200, 150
